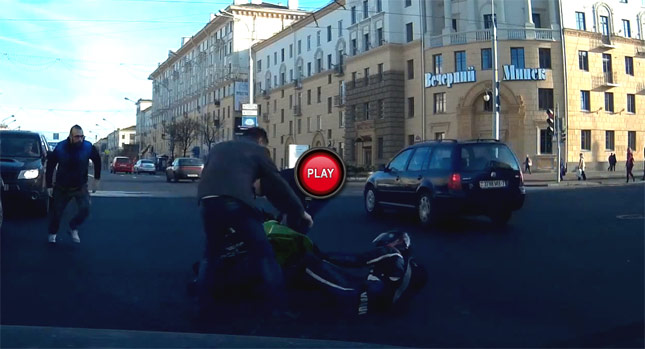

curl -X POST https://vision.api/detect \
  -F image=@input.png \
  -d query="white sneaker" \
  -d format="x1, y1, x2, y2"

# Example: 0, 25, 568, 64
48, 234, 57, 243
69, 229, 80, 243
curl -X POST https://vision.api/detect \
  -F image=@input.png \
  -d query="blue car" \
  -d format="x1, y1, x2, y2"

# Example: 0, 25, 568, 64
364, 139, 526, 226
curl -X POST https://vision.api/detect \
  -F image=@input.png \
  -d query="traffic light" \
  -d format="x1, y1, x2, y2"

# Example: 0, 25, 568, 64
546, 109, 554, 138
561, 126, 567, 143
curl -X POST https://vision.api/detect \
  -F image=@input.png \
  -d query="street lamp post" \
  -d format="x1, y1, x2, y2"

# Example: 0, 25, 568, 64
492, 0, 500, 140
218, 10, 255, 104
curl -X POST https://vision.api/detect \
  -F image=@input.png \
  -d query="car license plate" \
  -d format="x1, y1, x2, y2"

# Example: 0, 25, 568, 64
187, 174, 198, 177
480, 180, 507, 189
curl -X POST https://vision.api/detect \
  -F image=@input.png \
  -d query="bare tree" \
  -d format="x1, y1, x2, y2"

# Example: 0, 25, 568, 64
174, 117, 201, 157
162, 120, 178, 159
201, 114, 220, 153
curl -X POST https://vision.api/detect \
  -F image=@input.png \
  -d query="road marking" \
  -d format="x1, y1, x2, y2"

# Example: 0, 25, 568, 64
90, 191, 194, 198
616, 214, 644, 220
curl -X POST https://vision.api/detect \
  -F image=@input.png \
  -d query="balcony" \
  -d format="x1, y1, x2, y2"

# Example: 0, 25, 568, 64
293, 105, 302, 116
334, 65, 344, 76
636, 46, 645, 58
592, 72, 619, 88
333, 94, 345, 107
428, 28, 559, 48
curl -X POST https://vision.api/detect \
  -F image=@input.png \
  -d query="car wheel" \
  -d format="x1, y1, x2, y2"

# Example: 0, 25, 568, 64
417, 192, 434, 227
364, 186, 381, 216
489, 210, 512, 226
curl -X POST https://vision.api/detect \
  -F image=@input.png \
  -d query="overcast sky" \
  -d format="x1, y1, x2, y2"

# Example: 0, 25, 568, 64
0, 0, 327, 141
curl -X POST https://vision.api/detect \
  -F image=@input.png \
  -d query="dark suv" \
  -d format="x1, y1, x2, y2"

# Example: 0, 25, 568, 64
364, 139, 525, 226
0, 130, 51, 216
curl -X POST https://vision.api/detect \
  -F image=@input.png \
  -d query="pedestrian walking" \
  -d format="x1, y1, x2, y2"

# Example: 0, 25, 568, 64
626, 148, 635, 183
608, 153, 616, 171
195, 127, 312, 315
45, 125, 101, 244
524, 154, 532, 174
577, 153, 587, 181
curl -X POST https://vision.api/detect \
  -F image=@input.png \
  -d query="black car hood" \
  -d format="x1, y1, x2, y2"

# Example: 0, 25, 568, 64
0, 157, 43, 171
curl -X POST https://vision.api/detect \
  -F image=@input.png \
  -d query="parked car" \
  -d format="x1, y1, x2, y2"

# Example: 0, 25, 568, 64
364, 139, 525, 226
110, 156, 133, 174
166, 157, 204, 182
0, 130, 51, 216
134, 159, 156, 174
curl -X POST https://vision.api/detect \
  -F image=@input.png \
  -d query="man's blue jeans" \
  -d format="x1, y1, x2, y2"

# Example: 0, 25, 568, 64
197, 196, 286, 312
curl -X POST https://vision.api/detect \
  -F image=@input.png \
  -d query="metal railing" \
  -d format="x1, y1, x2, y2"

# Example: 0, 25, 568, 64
426, 28, 558, 47
592, 72, 619, 88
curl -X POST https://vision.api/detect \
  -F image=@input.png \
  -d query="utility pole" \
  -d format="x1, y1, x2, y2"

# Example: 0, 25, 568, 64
556, 103, 561, 183
492, 0, 500, 140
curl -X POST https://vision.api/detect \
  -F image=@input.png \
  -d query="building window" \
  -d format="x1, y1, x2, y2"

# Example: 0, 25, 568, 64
377, 137, 384, 159
339, 111, 345, 128
376, 28, 383, 46
297, 40, 302, 54
628, 131, 636, 150
406, 22, 413, 42
338, 20, 343, 37
602, 54, 612, 74
622, 20, 631, 37
454, 51, 466, 71
307, 62, 311, 76
510, 47, 525, 68
378, 63, 384, 81
435, 132, 445, 140
434, 93, 446, 114
538, 88, 554, 110
317, 31, 321, 46
363, 0, 368, 18
600, 15, 609, 36
297, 119, 302, 134
481, 48, 492, 70
407, 59, 414, 79
327, 97, 332, 113
327, 54, 333, 70
405, 0, 411, 7
575, 12, 586, 30
484, 14, 496, 29
317, 87, 322, 103
377, 99, 384, 119
364, 33, 370, 51
351, 39, 358, 55
581, 90, 590, 111
352, 72, 357, 87
281, 109, 284, 123
625, 56, 634, 75
606, 131, 615, 150
364, 67, 370, 86
307, 35, 311, 51
581, 130, 591, 150
351, 6, 356, 24
433, 54, 443, 74
376, 0, 382, 13
540, 130, 553, 154
257, 59, 262, 72
289, 44, 293, 58
532, 13, 541, 28
627, 94, 636, 113
578, 51, 589, 71
327, 25, 332, 42
408, 97, 415, 118
452, 19, 457, 31
605, 92, 614, 112
307, 89, 311, 105
539, 48, 551, 69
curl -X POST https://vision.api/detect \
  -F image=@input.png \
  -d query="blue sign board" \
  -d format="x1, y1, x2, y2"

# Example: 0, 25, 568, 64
241, 116, 257, 128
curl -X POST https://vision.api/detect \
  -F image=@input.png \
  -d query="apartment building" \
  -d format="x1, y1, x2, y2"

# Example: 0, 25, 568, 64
562, 0, 645, 169
254, 0, 347, 168
148, 0, 307, 159
133, 99, 153, 157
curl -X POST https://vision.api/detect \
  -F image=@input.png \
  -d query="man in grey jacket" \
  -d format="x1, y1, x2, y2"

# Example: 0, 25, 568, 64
196, 127, 312, 313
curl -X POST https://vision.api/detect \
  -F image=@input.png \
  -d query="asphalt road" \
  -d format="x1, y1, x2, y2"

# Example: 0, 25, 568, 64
1, 172, 643, 347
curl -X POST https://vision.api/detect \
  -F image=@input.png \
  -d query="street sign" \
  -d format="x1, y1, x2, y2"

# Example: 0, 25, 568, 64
242, 110, 258, 116
242, 103, 258, 110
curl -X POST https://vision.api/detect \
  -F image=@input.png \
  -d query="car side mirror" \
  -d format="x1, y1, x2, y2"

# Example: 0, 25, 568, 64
378, 164, 386, 172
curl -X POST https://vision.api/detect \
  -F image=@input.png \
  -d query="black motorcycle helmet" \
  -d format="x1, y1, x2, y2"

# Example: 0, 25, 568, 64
372, 230, 411, 256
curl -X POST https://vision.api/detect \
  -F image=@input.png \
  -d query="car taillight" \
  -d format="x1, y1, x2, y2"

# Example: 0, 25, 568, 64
448, 173, 462, 190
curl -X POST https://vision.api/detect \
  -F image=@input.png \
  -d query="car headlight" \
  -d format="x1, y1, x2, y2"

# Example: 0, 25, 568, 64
18, 169, 40, 180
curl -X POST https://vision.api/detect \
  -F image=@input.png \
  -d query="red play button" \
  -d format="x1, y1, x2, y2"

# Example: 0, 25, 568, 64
295, 148, 346, 199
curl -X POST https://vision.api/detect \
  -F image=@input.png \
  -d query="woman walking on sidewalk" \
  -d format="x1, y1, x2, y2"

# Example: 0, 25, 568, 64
577, 153, 587, 181
626, 148, 635, 183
